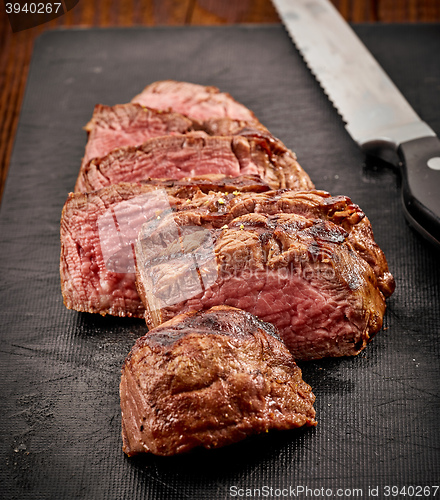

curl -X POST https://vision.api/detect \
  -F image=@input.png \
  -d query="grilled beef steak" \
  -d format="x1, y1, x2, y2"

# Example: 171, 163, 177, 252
131, 80, 259, 123
74, 133, 314, 193
120, 305, 317, 456
60, 176, 271, 318
135, 210, 388, 360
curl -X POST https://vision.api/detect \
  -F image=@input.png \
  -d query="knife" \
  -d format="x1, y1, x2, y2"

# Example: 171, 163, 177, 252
272, 0, 440, 248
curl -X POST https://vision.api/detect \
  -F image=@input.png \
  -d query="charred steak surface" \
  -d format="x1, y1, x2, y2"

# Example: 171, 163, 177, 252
135, 210, 387, 360
151, 188, 394, 297
120, 305, 317, 456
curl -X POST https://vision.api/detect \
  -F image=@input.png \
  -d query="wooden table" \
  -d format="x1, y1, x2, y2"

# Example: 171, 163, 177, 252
1, 0, 439, 203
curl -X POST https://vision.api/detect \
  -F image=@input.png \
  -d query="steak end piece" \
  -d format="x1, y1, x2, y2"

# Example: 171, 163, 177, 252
120, 305, 317, 456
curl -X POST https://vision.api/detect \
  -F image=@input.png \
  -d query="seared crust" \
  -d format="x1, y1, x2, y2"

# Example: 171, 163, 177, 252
120, 305, 317, 456
135, 188, 394, 299
226, 189, 395, 297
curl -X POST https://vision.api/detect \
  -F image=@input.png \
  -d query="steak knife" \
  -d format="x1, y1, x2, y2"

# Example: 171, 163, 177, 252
272, 0, 440, 248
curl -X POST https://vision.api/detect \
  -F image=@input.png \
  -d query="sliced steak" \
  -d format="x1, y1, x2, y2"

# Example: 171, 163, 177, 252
81, 103, 269, 171
61, 183, 393, 321
135, 211, 388, 360
131, 80, 259, 123
60, 176, 271, 318
81, 103, 193, 170
74, 133, 314, 193
120, 305, 317, 456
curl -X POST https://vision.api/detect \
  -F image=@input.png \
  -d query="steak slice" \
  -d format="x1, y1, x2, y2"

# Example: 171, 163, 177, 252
74, 133, 314, 193
131, 80, 259, 123
120, 305, 317, 456
135, 211, 388, 360
60, 176, 271, 318
81, 103, 193, 170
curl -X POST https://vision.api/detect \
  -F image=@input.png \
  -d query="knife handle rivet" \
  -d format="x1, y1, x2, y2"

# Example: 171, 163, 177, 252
427, 157, 440, 171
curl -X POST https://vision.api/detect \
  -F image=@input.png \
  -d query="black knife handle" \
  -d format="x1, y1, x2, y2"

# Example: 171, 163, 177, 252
397, 135, 440, 248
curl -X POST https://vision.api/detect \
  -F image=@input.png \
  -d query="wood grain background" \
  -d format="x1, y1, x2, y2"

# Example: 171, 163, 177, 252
1, 0, 440, 202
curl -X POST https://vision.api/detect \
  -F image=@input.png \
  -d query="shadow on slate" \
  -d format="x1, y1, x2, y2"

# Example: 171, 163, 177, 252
0, 24, 439, 500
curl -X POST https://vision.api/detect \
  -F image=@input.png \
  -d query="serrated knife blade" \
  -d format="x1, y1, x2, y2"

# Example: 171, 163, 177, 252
272, 0, 440, 247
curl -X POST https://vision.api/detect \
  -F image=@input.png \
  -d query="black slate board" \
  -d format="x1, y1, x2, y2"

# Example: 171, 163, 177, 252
1, 25, 439, 500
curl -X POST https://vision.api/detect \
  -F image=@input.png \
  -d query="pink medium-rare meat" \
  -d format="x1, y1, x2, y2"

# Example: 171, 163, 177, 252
74, 133, 314, 193
81, 103, 193, 170
120, 305, 317, 456
61, 183, 155, 318
131, 80, 259, 123
135, 211, 388, 360
60, 176, 272, 318
80, 102, 269, 174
